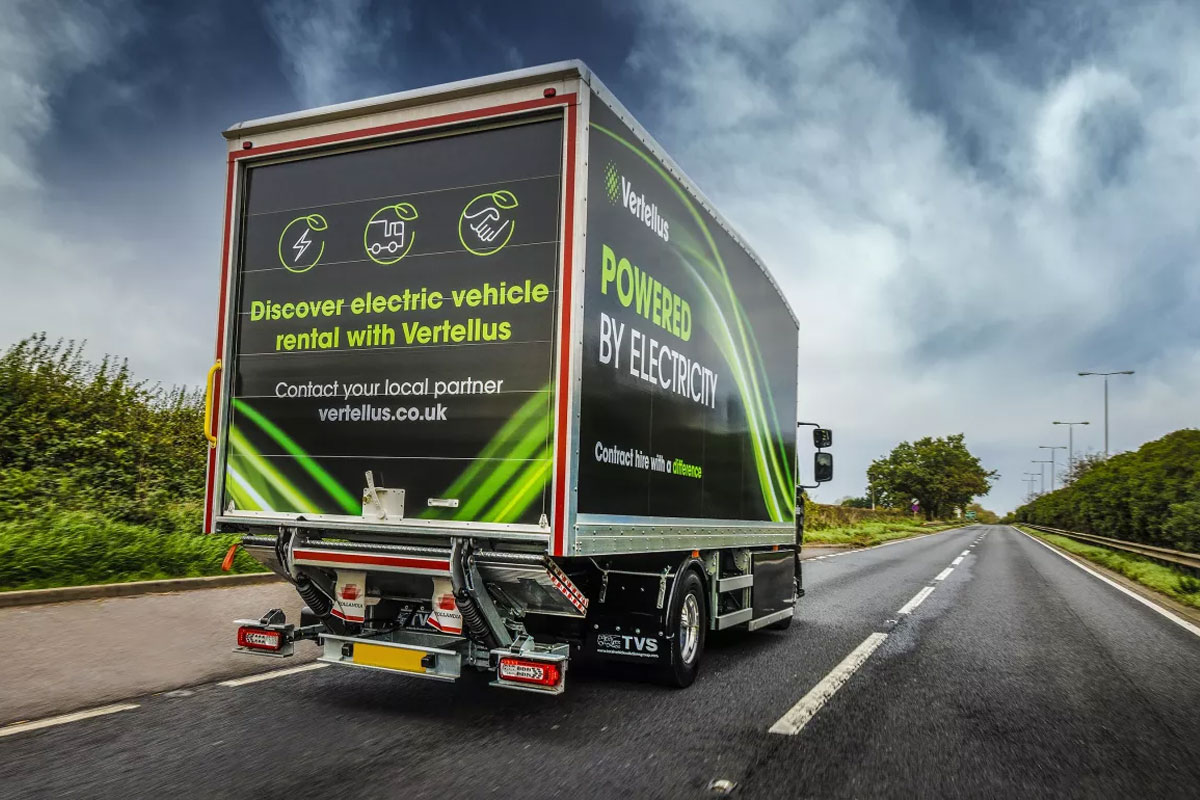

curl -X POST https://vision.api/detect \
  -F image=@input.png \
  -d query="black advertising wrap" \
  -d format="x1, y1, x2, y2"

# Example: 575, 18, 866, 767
223, 117, 563, 525
578, 100, 797, 522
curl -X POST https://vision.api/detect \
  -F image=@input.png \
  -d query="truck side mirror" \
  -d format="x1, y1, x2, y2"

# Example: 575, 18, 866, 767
814, 452, 833, 482
813, 428, 832, 449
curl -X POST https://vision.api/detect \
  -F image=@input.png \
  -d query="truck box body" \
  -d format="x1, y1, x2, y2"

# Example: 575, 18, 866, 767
207, 62, 797, 558
211, 64, 813, 691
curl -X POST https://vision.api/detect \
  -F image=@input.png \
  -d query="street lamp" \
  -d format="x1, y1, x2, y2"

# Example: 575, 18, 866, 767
1038, 445, 1067, 491
1078, 371, 1134, 457
1022, 472, 1039, 502
1032, 459, 1053, 494
1052, 421, 1090, 477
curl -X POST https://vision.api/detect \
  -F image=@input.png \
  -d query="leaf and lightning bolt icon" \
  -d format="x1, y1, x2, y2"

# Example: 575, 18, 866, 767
276, 213, 328, 273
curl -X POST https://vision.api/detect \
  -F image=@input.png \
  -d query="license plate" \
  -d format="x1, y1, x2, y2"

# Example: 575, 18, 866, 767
352, 642, 428, 673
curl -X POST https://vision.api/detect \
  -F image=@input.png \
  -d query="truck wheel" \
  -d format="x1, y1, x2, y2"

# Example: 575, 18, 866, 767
659, 570, 706, 688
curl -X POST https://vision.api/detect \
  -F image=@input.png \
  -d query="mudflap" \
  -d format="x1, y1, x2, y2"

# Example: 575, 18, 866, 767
581, 568, 678, 666
584, 611, 668, 664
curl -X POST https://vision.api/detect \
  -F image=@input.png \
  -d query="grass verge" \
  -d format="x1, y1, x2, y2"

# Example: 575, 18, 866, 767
1017, 525, 1200, 610
804, 521, 960, 548
0, 510, 267, 592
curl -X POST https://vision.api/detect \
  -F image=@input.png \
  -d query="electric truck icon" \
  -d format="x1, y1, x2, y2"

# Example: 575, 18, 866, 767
367, 218, 405, 254
364, 202, 419, 265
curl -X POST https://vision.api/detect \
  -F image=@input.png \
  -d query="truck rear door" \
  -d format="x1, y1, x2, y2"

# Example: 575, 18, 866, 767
212, 112, 569, 535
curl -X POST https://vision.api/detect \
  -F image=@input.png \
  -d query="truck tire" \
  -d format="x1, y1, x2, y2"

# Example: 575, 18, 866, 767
659, 570, 706, 688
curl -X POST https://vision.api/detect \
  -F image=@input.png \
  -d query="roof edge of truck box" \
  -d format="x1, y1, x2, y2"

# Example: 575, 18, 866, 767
222, 59, 797, 326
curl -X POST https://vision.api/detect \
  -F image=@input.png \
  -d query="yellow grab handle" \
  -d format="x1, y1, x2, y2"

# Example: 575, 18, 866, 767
204, 360, 223, 446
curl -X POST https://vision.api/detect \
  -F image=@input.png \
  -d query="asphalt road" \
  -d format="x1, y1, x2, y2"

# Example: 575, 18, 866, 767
3, 525, 1198, 799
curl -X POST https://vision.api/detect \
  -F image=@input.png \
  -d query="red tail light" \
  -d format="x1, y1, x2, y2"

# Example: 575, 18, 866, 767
237, 626, 283, 651
497, 657, 561, 688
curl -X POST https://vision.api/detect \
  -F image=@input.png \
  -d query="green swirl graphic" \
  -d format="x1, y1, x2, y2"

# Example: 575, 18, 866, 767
592, 123, 795, 522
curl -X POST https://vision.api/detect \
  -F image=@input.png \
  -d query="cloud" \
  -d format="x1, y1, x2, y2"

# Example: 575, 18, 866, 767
263, 0, 404, 108
0, 1, 131, 192
0, 3, 200, 379
625, 0, 1200, 511
1034, 67, 1141, 202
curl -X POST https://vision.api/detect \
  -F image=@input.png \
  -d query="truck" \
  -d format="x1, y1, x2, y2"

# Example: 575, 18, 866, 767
205, 61, 833, 693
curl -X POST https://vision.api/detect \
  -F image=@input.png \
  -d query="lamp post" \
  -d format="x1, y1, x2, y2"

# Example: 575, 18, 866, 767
1032, 459, 1053, 495
1038, 445, 1067, 491
1078, 371, 1134, 457
1052, 420, 1090, 476
1022, 472, 1039, 502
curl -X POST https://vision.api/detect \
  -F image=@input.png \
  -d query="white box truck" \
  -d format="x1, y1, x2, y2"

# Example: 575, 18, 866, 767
205, 61, 833, 693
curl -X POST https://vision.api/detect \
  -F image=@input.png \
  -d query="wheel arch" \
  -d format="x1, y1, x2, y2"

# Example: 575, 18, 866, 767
664, 553, 709, 626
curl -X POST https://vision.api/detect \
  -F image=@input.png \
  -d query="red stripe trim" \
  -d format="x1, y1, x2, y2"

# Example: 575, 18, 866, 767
551, 102, 578, 557
329, 608, 364, 622
230, 95, 575, 162
293, 550, 451, 571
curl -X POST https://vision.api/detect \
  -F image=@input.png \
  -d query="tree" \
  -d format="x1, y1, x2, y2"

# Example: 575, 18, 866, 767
1062, 451, 1104, 486
867, 434, 997, 521
966, 502, 999, 524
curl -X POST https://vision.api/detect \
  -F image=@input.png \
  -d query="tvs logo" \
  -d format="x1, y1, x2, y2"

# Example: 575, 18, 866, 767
595, 633, 659, 657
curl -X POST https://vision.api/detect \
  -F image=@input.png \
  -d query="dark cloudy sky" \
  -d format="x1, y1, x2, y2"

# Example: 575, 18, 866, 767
3, 0, 1197, 513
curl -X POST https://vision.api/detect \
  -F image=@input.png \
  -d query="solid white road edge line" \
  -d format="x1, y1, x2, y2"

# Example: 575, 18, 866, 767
1014, 528, 1200, 639
769, 632, 889, 736
218, 663, 328, 687
897, 586, 936, 615
934, 568, 954, 581
952, 556, 965, 566
0, 703, 139, 738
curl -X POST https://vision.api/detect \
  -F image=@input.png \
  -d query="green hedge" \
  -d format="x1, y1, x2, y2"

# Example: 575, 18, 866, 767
1014, 429, 1200, 552
0, 335, 257, 591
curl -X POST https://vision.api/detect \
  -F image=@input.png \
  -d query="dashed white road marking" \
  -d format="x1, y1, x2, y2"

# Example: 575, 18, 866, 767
218, 663, 327, 687
897, 586, 936, 615
769, 632, 889, 736
961, 550, 971, 556
772, 532, 986, 736
0, 703, 139, 739
1014, 528, 1200, 639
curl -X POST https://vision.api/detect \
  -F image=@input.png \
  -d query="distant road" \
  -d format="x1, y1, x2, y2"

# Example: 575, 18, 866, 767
2, 526, 1198, 799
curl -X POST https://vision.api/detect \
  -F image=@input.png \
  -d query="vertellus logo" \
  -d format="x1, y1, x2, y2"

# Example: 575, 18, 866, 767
605, 161, 669, 243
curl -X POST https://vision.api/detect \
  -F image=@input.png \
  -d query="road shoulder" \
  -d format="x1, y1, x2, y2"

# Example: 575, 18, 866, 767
1015, 526, 1200, 630
0, 581, 315, 726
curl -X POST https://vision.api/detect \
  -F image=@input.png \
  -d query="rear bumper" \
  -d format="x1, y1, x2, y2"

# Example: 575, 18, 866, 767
319, 631, 467, 681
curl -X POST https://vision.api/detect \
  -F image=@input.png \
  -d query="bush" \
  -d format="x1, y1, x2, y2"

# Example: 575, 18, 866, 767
0, 507, 264, 591
0, 334, 206, 531
0, 335, 233, 590
803, 497, 913, 531
1014, 429, 1200, 551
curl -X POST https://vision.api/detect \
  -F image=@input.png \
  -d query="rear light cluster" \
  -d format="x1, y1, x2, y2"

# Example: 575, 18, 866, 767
497, 657, 561, 688
237, 626, 283, 652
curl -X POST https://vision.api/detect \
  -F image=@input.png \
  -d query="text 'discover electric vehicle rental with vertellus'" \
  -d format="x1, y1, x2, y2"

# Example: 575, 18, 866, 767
206, 61, 833, 693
